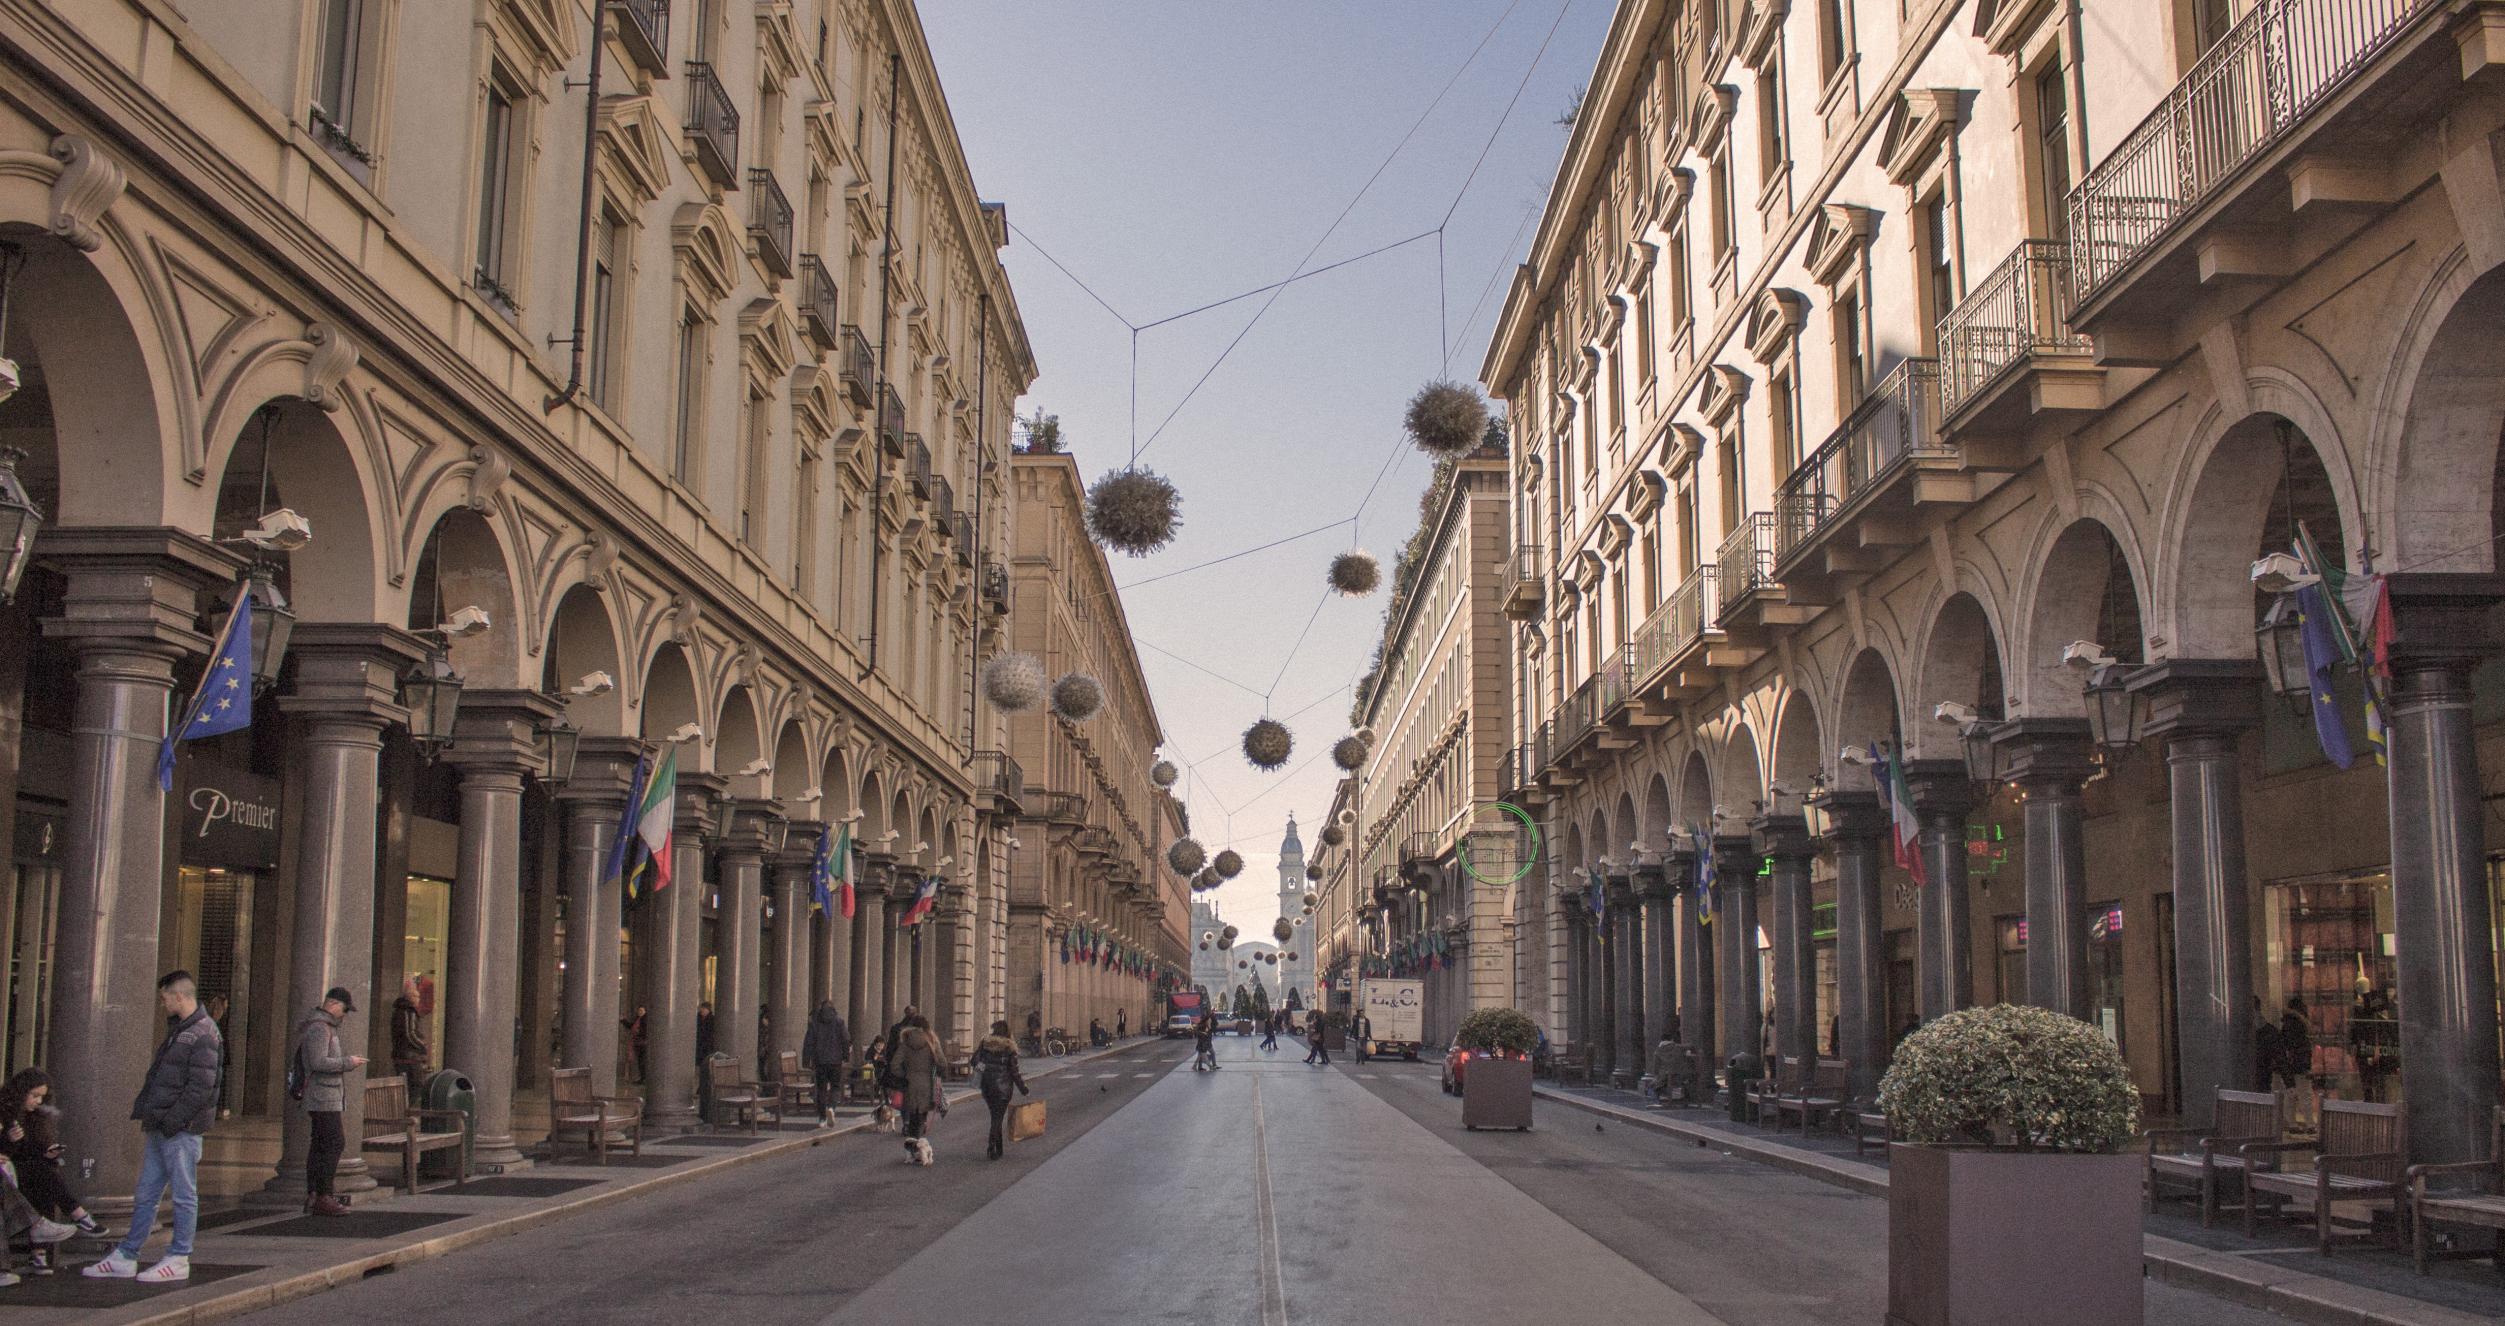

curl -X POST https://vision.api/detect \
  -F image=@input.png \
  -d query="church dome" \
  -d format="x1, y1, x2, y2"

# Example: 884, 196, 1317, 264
1280, 813, 1303, 857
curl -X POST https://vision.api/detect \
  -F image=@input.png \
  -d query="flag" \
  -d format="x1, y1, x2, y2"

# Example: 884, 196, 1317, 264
157, 578, 258, 791
809, 823, 842, 917
1585, 868, 1607, 933
1692, 828, 1715, 926
899, 873, 938, 926
601, 751, 651, 897
2295, 523, 2390, 765
631, 747, 678, 896
1874, 744, 1927, 888
2294, 581, 2357, 770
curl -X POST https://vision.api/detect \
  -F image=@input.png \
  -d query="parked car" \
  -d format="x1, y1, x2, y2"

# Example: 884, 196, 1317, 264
1442, 1037, 1527, 1095
1163, 1013, 1198, 1038
1227, 1015, 1256, 1036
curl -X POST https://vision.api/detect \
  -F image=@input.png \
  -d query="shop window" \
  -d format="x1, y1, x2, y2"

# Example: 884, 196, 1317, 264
404, 874, 451, 1072
1994, 915, 2026, 1004
2264, 870, 2399, 1104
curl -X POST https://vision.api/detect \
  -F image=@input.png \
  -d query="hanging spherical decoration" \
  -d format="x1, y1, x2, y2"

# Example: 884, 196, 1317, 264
1242, 718, 1293, 771
1214, 849, 1244, 879
1337, 808, 1356, 827
1085, 466, 1182, 556
1330, 736, 1368, 772
1221, 924, 1238, 942
1150, 760, 1180, 789
1196, 867, 1219, 891
1404, 380, 1489, 458
1263, 953, 1278, 966
1306, 863, 1324, 881
981, 652, 1047, 713
1167, 837, 1206, 876
1201, 931, 1215, 943
1354, 726, 1377, 746
1273, 918, 1293, 943
1303, 891, 1318, 909
1327, 550, 1381, 597
1198, 940, 1209, 951
1051, 672, 1105, 723
1288, 952, 1299, 962
1319, 824, 1346, 849
1237, 960, 1248, 970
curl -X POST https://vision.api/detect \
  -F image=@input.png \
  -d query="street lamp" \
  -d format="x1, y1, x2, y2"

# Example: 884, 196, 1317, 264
536, 714, 581, 786
401, 648, 465, 751
2254, 594, 2310, 703
242, 562, 295, 692
0, 447, 43, 603
2082, 662, 2147, 754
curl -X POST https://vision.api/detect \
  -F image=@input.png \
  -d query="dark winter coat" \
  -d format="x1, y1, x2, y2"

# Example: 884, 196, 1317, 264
131, 1007, 222, 1137
3, 1100, 59, 1174
894, 1027, 942, 1113
390, 994, 428, 1066
294, 1007, 359, 1113
802, 1007, 851, 1069
973, 1035, 1026, 1104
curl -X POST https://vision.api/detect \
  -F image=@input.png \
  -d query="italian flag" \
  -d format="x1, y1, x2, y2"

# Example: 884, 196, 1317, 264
632, 747, 678, 895
834, 824, 857, 919
1877, 744, 1926, 888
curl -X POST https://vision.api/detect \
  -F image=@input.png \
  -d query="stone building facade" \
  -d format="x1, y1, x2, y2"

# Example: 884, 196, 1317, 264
1002, 450, 1189, 1040
1487, 0, 2505, 1167
0, 0, 1038, 1202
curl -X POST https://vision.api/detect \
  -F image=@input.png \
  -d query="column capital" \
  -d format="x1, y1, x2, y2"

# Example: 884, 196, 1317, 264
2382, 572, 2505, 673
2130, 658, 2265, 743
1901, 760, 1975, 818
1988, 718, 2096, 791
1711, 833, 1755, 874
1604, 877, 1637, 909
281, 623, 429, 728
675, 771, 728, 835
445, 688, 565, 778
1633, 862, 1675, 899
774, 821, 827, 873
40, 526, 241, 656
1812, 790, 1887, 845
554, 737, 648, 805
1751, 813, 1813, 860
717, 798, 785, 860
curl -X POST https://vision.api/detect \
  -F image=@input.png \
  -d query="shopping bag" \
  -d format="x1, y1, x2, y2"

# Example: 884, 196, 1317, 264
1007, 1099, 1047, 1143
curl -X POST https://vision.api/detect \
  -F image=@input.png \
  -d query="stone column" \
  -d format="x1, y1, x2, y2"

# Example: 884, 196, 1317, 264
822, 878, 855, 1038
1636, 864, 1673, 1057
2380, 576, 2504, 1166
1755, 814, 1815, 1068
771, 824, 821, 1063
1904, 762, 1975, 1022
1588, 888, 1616, 1082
556, 740, 642, 1095
853, 858, 890, 1035
1608, 873, 1643, 1086
40, 531, 234, 1207
887, 871, 921, 1025
259, 625, 423, 1203
441, 690, 562, 1170
715, 800, 778, 1081
1820, 793, 1888, 1103
1561, 901, 1590, 1055
646, 772, 723, 1130
1667, 847, 1715, 1066
1714, 835, 1762, 1067
1995, 720, 2097, 1020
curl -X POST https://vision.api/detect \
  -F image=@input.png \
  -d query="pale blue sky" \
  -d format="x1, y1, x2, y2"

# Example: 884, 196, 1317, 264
921, 2, 1610, 927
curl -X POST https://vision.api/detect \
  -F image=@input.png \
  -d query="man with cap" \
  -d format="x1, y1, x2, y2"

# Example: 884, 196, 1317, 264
294, 985, 367, 1216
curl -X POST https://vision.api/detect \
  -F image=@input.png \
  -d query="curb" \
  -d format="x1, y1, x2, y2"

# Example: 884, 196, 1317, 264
1530, 1084, 2492, 1326
99, 1041, 1155, 1326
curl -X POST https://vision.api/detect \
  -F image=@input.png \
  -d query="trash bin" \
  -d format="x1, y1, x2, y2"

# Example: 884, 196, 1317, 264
422, 1069, 474, 1179
1725, 1052, 1763, 1124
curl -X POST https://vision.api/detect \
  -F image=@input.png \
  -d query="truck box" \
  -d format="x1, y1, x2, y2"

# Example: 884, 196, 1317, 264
1357, 979, 1425, 1060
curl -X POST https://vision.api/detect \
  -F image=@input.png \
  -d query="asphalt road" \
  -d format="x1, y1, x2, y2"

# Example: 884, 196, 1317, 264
229, 1036, 2287, 1325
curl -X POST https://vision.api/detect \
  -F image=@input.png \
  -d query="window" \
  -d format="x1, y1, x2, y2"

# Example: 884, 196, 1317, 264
473, 71, 521, 312
1718, 435, 1744, 533
1677, 485, 1699, 574
1769, 370, 1800, 478
672, 311, 706, 488
738, 386, 770, 546
1633, 284, 1655, 382
1641, 528, 1662, 612
1610, 562, 1630, 651
691, 0, 718, 62
1836, 289, 1867, 404
588, 210, 625, 410
1709, 146, 1736, 262
2191, 0, 2238, 53
1920, 191, 1958, 337
1668, 223, 1692, 332
1606, 346, 1625, 446
794, 448, 820, 596
1756, 70, 1787, 183
1819, 0, 1851, 83
2034, 59, 2075, 241
312, 0, 377, 170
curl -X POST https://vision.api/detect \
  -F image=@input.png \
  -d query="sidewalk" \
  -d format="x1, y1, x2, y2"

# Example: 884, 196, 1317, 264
1531, 1078, 2505, 1326
0, 1038, 1158, 1325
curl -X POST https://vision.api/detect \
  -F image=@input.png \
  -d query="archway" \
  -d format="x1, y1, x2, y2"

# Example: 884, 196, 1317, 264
770, 720, 810, 802
208, 400, 381, 622
0, 227, 172, 527
1770, 692, 1822, 801
714, 687, 763, 790
2391, 262, 2505, 571
2173, 415, 2348, 659
543, 586, 626, 736
407, 509, 522, 687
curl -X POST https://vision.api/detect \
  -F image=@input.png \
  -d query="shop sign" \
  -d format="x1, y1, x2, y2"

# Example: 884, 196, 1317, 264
180, 766, 281, 870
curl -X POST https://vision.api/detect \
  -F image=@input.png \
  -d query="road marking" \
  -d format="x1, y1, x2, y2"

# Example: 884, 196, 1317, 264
1096, 1072, 1121, 1078
1251, 1076, 1289, 1326
1356, 1073, 1377, 1080
1133, 1072, 1154, 1078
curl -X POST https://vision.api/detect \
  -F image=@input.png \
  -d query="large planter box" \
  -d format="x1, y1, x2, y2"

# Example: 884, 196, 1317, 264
1323, 1025, 1346, 1052
1886, 1145, 2142, 1326
1462, 1057, 1534, 1131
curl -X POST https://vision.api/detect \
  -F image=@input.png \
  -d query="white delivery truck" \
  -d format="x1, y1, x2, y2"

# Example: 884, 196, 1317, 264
1356, 978, 1426, 1061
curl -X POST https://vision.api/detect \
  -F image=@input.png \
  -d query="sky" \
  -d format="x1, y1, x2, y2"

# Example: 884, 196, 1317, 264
920, 2, 1612, 930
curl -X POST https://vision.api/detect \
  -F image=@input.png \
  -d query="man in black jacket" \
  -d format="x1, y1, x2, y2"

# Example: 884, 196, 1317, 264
801, 1002, 851, 1125
85, 971, 221, 1284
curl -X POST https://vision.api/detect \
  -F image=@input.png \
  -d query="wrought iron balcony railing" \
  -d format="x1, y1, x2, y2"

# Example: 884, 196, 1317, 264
1937, 240, 2089, 417
798, 255, 839, 348
747, 168, 794, 278
907, 437, 932, 498
683, 62, 740, 190
1773, 358, 1944, 568
840, 326, 873, 405
1714, 513, 1777, 625
878, 386, 906, 457
971, 750, 1025, 814
1502, 545, 1545, 615
931, 475, 956, 530
616, 0, 670, 75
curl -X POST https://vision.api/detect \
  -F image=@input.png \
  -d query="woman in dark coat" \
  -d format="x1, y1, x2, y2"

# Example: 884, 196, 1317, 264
0, 1069, 104, 1236
801, 1002, 851, 1124
971, 1020, 1029, 1160
893, 1017, 944, 1165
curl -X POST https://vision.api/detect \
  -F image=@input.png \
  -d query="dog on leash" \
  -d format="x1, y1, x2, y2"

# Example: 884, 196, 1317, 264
870, 1102, 899, 1133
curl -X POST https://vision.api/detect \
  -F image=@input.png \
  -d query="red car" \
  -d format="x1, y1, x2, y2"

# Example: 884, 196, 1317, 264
1441, 1039, 1526, 1095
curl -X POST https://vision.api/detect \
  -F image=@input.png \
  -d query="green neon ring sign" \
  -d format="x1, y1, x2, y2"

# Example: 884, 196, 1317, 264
1456, 800, 1542, 886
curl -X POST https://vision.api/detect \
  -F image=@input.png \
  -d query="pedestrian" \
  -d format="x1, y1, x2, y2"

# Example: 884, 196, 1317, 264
802, 1000, 851, 1126
0, 1152, 77, 1283
893, 1016, 944, 1165
2276, 996, 2312, 1088
1088, 1016, 1106, 1048
695, 1001, 716, 1064
621, 1006, 648, 1084
0, 1069, 109, 1256
1259, 1012, 1278, 1052
1303, 1012, 1331, 1066
1350, 1010, 1371, 1064
390, 975, 428, 1096
1193, 1013, 1218, 1071
85, 970, 222, 1283
972, 1020, 1029, 1160
1116, 1009, 1127, 1039
292, 985, 368, 1217
861, 1034, 892, 1130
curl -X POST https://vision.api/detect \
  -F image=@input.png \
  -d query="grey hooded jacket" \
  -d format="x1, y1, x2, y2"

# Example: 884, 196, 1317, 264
294, 1006, 359, 1113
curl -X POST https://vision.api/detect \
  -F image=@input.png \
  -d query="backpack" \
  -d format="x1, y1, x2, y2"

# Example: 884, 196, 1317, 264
285, 1040, 308, 1103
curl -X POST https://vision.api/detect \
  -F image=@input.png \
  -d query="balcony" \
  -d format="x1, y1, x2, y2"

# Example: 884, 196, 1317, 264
1715, 511, 1818, 632
932, 474, 957, 530
1399, 832, 1439, 866
1630, 564, 1736, 697
1037, 791, 1086, 825
877, 386, 906, 457
747, 169, 794, 278
1936, 240, 2100, 441
615, 0, 669, 76
1773, 358, 1988, 584
1075, 826, 1117, 859
840, 326, 873, 405
2066, 0, 2447, 340
953, 514, 976, 564
981, 558, 1009, 614
683, 62, 740, 191
1501, 546, 1545, 620
798, 256, 839, 349
906, 437, 932, 499
971, 750, 1025, 817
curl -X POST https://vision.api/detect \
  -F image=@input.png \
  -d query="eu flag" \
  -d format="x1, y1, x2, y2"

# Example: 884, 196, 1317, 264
2296, 583, 2357, 770
156, 579, 256, 791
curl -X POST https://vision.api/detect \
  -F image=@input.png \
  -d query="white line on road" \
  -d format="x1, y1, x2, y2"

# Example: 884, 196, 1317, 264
1251, 1076, 1289, 1326
1133, 1072, 1154, 1078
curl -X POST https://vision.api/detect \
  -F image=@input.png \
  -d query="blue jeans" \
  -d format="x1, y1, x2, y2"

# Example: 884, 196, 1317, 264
114, 1131, 201, 1260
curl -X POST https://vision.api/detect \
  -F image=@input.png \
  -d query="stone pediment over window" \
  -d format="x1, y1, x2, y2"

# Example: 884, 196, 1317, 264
756, 4, 806, 86
1879, 89, 1966, 186
1975, 0, 2059, 57
671, 201, 740, 305
1745, 289, 1809, 363
1806, 205, 1877, 287
1571, 549, 1606, 592
1629, 469, 1669, 521
1665, 422, 1706, 476
491, 0, 577, 80
599, 94, 679, 205
792, 365, 837, 451
804, 100, 844, 171
1699, 364, 1751, 426
740, 298, 799, 383
1739, 0, 1790, 71
1599, 513, 1634, 557
1689, 85, 1738, 153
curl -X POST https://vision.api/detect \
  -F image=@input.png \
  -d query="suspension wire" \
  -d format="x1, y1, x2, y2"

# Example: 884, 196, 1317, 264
1112, 517, 1355, 595
1006, 220, 1136, 330
1133, 636, 1271, 700
1138, 231, 1444, 332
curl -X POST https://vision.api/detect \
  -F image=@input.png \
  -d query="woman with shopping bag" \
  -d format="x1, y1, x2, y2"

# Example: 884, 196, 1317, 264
971, 1020, 1030, 1160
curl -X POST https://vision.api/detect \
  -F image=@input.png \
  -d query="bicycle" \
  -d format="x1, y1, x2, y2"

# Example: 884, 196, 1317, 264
1041, 1026, 1073, 1056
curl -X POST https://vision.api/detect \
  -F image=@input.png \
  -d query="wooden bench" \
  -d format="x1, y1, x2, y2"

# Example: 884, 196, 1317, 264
1745, 1056, 1803, 1126
358, 1077, 467, 1194
2243, 1098, 2406, 1253
547, 1065, 643, 1164
1853, 1108, 1892, 1156
2145, 1088, 2281, 1227
771, 1050, 815, 1116
705, 1052, 779, 1133
1546, 1049, 1586, 1084
1776, 1058, 1851, 1133
2409, 1106, 2505, 1275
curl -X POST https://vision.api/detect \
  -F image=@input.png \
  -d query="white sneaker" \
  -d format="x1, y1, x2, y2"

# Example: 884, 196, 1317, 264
26, 1219, 75, 1245
0, 1271, 19, 1287
135, 1256, 189, 1283
81, 1252, 137, 1279
821, 1109, 835, 1127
